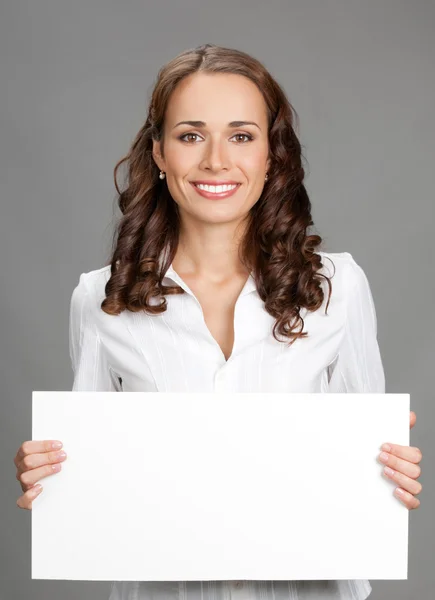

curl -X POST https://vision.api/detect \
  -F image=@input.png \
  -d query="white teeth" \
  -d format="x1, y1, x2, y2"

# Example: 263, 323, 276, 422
195, 183, 237, 193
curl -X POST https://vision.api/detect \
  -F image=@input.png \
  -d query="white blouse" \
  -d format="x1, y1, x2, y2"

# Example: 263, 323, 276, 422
69, 250, 385, 600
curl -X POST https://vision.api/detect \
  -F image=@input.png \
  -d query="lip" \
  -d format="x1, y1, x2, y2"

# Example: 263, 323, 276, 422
190, 181, 241, 200
191, 180, 241, 185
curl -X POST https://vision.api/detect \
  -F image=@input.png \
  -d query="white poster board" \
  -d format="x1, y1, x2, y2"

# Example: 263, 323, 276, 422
32, 392, 409, 581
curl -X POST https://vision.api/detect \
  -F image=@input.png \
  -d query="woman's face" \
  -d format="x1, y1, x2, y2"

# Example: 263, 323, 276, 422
153, 72, 271, 226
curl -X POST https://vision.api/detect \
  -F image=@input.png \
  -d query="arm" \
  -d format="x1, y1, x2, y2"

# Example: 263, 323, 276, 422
327, 253, 386, 393
69, 272, 121, 391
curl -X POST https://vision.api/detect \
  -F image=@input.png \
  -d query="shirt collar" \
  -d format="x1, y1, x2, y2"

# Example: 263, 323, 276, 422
162, 263, 258, 298
158, 244, 258, 297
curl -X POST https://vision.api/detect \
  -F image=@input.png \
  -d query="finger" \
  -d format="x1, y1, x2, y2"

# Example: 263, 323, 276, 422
16, 484, 43, 510
17, 448, 67, 473
378, 451, 421, 479
393, 487, 421, 510
410, 411, 417, 429
14, 440, 63, 466
17, 462, 63, 490
382, 465, 423, 496
380, 443, 422, 464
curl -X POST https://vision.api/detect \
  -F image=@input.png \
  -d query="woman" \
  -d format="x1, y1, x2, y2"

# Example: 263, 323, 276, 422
14, 44, 422, 600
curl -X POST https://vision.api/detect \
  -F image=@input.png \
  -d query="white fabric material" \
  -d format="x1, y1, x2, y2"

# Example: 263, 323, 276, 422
69, 251, 384, 600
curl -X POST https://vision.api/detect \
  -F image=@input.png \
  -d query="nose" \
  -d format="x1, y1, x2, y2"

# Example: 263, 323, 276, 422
199, 136, 231, 172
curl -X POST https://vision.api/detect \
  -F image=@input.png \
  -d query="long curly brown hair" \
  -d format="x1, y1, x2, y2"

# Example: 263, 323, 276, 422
101, 43, 335, 346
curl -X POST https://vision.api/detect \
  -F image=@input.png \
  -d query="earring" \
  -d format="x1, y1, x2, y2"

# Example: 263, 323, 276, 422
264, 172, 269, 181
159, 170, 166, 180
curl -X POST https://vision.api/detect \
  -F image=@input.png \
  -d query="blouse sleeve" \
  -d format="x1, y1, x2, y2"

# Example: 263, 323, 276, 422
69, 273, 121, 392
327, 253, 386, 393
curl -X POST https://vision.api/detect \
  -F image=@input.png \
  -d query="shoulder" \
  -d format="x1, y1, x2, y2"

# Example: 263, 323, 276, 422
316, 250, 373, 313
317, 250, 367, 283
70, 264, 112, 316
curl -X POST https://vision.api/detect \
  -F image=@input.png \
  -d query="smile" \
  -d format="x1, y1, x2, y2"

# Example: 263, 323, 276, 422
190, 182, 241, 200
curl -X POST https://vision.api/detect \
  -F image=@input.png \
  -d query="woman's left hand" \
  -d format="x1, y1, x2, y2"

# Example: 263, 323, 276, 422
378, 411, 422, 509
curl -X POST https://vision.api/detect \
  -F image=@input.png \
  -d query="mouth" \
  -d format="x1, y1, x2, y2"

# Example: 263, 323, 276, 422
190, 181, 241, 200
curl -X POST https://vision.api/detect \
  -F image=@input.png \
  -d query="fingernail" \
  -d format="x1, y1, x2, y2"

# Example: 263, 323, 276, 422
384, 466, 395, 476
380, 452, 389, 462
33, 485, 42, 494
51, 463, 62, 471
52, 442, 63, 450
394, 488, 404, 496
381, 443, 391, 452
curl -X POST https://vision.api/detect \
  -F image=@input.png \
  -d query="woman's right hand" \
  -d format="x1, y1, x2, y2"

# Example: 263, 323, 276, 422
14, 440, 67, 509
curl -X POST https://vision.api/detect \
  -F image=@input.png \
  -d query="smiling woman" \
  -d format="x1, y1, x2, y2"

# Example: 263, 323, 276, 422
15, 42, 424, 600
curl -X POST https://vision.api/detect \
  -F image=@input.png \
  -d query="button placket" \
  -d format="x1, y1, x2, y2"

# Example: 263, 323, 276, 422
214, 366, 227, 391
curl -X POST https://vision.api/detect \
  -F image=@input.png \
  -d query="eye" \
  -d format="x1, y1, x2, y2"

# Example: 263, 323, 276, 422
178, 133, 202, 143
231, 133, 253, 143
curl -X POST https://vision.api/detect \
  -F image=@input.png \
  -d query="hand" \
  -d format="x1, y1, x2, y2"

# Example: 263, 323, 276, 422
14, 440, 67, 509
378, 411, 422, 509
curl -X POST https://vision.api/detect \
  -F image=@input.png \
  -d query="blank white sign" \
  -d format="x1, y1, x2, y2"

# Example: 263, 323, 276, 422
31, 391, 409, 581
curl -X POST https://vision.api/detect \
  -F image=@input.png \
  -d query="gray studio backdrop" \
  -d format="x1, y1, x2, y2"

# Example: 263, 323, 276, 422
1, 1, 433, 599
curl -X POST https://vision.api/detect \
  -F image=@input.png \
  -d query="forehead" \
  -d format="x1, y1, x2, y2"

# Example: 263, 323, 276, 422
165, 72, 268, 126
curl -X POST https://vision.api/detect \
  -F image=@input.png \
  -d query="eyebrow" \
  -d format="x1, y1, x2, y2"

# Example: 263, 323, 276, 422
173, 120, 261, 131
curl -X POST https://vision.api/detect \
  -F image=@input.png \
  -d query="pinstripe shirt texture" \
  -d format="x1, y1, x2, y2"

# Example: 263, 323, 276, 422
69, 250, 384, 600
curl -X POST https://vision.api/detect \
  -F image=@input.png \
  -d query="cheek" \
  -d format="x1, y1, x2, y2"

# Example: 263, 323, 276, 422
242, 151, 268, 176
164, 144, 193, 174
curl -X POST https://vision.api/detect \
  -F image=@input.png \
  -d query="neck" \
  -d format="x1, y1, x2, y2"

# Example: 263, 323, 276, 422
172, 216, 250, 284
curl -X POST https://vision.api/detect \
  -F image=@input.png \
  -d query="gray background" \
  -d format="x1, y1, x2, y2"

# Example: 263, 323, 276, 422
1, 1, 433, 599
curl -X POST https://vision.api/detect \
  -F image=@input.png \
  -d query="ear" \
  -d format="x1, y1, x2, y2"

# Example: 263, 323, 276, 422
152, 140, 166, 172
266, 157, 271, 173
